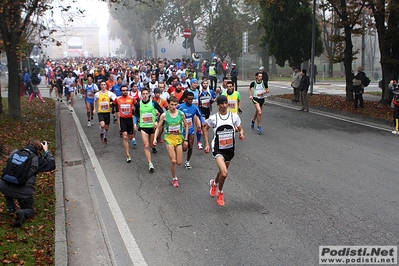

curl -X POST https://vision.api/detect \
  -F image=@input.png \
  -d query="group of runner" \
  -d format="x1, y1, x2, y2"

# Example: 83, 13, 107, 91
43, 57, 269, 206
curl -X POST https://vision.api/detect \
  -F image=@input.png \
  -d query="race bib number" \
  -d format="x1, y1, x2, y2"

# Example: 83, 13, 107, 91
87, 92, 94, 99
100, 101, 109, 111
120, 104, 131, 115
142, 113, 153, 124
227, 100, 236, 109
256, 89, 264, 97
186, 117, 193, 128
169, 125, 180, 135
218, 133, 233, 149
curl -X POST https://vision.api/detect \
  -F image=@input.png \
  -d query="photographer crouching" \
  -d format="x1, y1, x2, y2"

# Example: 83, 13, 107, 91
0, 139, 55, 227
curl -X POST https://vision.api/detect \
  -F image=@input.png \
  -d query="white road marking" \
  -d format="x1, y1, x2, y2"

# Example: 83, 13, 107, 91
70, 109, 148, 266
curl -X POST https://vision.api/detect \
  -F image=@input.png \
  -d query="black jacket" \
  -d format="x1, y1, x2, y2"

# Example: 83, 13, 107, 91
0, 145, 55, 199
299, 75, 310, 92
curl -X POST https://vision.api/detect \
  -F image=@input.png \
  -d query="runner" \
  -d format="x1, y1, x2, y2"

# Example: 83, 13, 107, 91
203, 95, 245, 206
113, 84, 135, 161
128, 82, 142, 145
198, 80, 217, 119
152, 87, 169, 143
153, 96, 189, 187
93, 81, 117, 145
82, 76, 99, 127
134, 87, 164, 172
178, 91, 205, 169
248, 72, 270, 135
222, 81, 242, 115
63, 71, 77, 111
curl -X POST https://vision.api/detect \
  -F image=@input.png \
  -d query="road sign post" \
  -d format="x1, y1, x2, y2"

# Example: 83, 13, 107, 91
183, 29, 191, 59
161, 48, 166, 58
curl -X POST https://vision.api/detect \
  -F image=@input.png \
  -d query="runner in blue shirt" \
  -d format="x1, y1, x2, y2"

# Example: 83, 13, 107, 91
178, 91, 205, 169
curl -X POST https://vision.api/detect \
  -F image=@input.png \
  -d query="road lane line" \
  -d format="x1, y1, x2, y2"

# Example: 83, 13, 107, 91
70, 108, 148, 266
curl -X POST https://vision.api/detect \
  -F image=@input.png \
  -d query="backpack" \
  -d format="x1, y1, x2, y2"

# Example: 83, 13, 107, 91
30, 74, 40, 85
362, 76, 371, 87
1, 149, 35, 186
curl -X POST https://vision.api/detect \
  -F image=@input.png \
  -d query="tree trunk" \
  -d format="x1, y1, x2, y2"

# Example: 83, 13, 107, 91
0, 83, 3, 115
7, 48, 21, 119
344, 24, 354, 101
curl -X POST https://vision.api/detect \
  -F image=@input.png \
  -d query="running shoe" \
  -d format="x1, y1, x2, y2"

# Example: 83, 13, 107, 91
149, 162, 155, 172
87, 121, 91, 127
209, 179, 217, 197
251, 119, 255, 129
103, 138, 108, 144
257, 126, 262, 135
100, 133, 104, 142
197, 142, 203, 150
158, 137, 163, 143
392, 130, 398, 135
217, 192, 225, 206
184, 161, 192, 169
126, 156, 131, 163
132, 139, 137, 146
152, 147, 157, 154
172, 178, 179, 188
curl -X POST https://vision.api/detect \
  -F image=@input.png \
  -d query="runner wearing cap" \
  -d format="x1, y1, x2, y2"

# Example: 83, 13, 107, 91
203, 95, 245, 206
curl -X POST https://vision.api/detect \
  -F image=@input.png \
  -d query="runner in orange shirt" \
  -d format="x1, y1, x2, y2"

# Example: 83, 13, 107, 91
113, 84, 136, 163
106, 73, 116, 90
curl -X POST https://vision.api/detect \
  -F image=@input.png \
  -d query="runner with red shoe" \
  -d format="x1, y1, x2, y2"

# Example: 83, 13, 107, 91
203, 95, 245, 206
153, 96, 188, 187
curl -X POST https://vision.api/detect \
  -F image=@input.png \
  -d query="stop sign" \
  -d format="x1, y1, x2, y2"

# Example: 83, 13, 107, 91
183, 29, 191, 39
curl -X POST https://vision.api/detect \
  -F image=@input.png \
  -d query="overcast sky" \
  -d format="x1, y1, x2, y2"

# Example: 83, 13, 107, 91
53, 0, 109, 35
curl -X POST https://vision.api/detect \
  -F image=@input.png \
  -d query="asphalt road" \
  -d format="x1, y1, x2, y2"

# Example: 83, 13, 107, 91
67, 82, 397, 266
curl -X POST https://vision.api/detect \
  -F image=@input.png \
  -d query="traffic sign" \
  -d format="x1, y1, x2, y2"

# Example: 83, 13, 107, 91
161, 48, 166, 53
182, 39, 190, 49
183, 29, 191, 39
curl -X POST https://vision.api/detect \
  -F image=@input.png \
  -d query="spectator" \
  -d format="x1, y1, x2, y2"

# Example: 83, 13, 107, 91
299, 69, 310, 112
0, 139, 55, 227
388, 79, 399, 134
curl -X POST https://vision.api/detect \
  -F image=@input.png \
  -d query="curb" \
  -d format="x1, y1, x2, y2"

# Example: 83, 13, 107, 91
54, 101, 68, 266
267, 95, 392, 127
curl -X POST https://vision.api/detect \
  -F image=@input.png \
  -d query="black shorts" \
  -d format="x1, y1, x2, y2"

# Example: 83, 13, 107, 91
212, 149, 235, 162
140, 127, 155, 135
98, 113, 111, 125
200, 108, 211, 119
120, 117, 134, 134
252, 97, 265, 106
57, 84, 63, 94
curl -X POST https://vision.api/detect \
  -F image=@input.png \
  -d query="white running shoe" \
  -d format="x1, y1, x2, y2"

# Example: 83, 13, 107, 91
184, 161, 192, 169
87, 121, 91, 127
